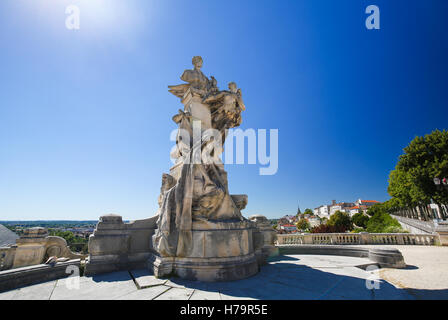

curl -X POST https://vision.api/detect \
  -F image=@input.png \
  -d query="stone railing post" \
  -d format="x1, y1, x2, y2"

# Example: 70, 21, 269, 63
276, 235, 284, 245
303, 234, 313, 244
359, 232, 370, 244
330, 234, 338, 244
396, 234, 405, 245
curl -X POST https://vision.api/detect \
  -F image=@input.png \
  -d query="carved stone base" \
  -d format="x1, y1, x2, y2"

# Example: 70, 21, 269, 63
148, 219, 261, 281
147, 252, 259, 282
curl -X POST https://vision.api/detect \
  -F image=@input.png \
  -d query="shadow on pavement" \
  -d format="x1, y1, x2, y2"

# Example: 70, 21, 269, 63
163, 259, 448, 300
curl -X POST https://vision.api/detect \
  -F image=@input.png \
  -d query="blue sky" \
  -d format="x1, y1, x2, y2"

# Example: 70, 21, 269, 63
1, 0, 447, 220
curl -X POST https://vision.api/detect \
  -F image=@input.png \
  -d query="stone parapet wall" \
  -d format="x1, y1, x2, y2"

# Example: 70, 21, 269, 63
277, 233, 438, 246
0, 259, 80, 293
391, 215, 435, 234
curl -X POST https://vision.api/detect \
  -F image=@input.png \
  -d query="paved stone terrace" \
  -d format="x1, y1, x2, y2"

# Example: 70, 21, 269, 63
1, 246, 447, 300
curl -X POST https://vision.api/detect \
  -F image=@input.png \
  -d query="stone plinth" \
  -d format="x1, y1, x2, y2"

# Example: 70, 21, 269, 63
182, 89, 212, 129
148, 219, 260, 281
12, 227, 48, 268
249, 215, 279, 260
85, 214, 157, 276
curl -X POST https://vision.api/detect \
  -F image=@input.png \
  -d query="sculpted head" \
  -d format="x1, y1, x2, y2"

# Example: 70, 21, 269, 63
192, 56, 203, 70
228, 82, 237, 93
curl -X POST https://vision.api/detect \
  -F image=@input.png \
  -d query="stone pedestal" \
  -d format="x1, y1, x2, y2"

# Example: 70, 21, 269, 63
85, 214, 157, 276
148, 219, 260, 281
182, 89, 212, 129
12, 227, 48, 269
249, 215, 279, 260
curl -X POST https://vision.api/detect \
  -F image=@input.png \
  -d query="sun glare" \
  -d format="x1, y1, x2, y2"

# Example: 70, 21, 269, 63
17, 0, 147, 38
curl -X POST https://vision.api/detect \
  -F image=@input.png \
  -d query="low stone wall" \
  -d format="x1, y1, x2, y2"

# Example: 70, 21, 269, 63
276, 245, 406, 268
392, 215, 435, 234
276, 233, 437, 246
0, 259, 81, 293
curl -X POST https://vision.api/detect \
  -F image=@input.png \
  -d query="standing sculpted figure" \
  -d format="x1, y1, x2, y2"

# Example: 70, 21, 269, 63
153, 56, 248, 258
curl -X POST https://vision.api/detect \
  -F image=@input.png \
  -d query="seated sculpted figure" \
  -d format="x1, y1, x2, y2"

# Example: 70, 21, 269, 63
204, 81, 246, 134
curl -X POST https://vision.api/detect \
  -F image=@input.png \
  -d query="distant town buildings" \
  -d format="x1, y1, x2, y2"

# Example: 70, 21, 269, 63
314, 204, 330, 218
329, 201, 355, 216
279, 224, 297, 233
277, 215, 297, 226
314, 199, 381, 218
308, 216, 321, 228
276, 209, 323, 234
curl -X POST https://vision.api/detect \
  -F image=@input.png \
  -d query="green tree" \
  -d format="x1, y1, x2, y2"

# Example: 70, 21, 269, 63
387, 129, 448, 219
296, 218, 311, 231
327, 211, 353, 232
366, 203, 385, 217
303, 208, 313, 216
366, 205, 402, 233
352, 212, 369, 228
48, 230, 87, 246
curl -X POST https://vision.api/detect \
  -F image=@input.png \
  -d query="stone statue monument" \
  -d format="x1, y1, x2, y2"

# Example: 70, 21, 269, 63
148, 56, 262, 281
85, 56, 272, 280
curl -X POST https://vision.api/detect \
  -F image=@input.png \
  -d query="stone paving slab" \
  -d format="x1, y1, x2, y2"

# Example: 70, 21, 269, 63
11, 281, 57, 300
373, 246, 448, 289
50, 271, 137, 300
219, 288, 257, 300
189, 289, 221, 300
154, 287, 194, 300
0, 280, 58, 300
130, 269, 167, 289
115, 285, 171, 300
0, 289, 18, 300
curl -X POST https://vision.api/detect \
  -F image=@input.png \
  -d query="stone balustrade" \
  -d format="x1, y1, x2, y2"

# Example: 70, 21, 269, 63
276, 232, 438, 246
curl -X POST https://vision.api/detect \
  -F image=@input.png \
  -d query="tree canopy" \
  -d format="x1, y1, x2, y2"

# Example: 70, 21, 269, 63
296, 218, 311, 231
303, 208, 314, 216
388, 129, 448, 207
327, 211, 353, 232
352, 212, 369, 228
